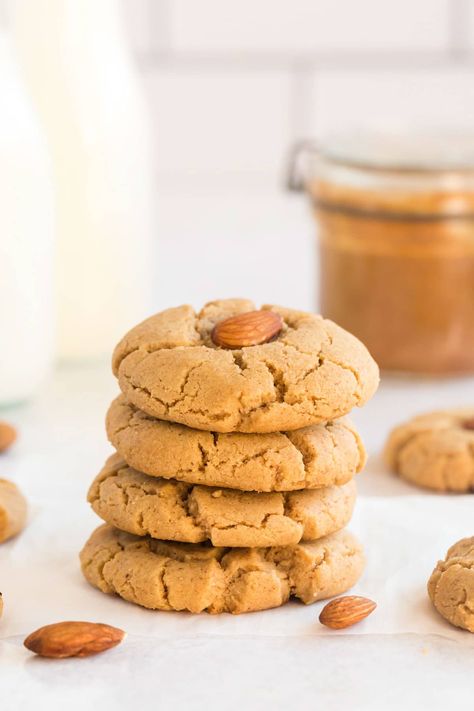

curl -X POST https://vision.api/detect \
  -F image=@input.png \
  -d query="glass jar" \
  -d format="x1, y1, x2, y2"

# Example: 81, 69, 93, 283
289, 134, 474, 375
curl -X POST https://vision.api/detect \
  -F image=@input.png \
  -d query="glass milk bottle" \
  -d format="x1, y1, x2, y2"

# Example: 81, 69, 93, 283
0, 27, 55, 405
13, 0, 155, 360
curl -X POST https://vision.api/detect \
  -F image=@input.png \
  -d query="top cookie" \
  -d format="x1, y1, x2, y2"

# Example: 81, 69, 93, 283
385, 409, 474, 492
112, 299, 379, 433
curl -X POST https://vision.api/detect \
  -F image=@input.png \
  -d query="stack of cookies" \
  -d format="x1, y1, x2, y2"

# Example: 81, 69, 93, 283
80, 300, 379, 615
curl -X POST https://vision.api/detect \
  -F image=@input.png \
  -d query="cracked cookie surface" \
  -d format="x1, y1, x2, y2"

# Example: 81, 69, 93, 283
385, 409, 474, 492
106, 395, 365, 492
112, 299, 379, 433
88, 454, 357, 547
80, 524, 365, 614
428, 537, 474, 632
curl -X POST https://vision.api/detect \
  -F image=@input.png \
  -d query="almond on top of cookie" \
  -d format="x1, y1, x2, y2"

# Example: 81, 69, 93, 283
112, 298, 379, 434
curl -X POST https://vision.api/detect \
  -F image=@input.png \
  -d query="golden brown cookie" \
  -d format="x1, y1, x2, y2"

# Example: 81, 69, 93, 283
384, 409, 474, 492
428, 537, 474, 632
112, 299, 379, 433
106, 396, 366, 492
88, 454, 357, 548
0, 478, 27, 543
80, 524, 365, 614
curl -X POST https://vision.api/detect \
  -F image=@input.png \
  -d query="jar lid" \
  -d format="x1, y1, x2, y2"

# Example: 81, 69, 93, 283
287, 131, 474, 190
287, 132, 474, 217
318, 131, 474, 173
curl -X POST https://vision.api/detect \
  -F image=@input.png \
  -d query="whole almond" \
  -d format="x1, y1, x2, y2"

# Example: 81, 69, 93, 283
211, 310, 283, 349
24, 621, 125, 658
0, 422, 16, 453
462, 418, 474, 431
319, 596, 376, 629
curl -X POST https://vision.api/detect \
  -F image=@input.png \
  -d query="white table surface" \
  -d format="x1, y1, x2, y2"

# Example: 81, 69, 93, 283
1, 363, 474, 710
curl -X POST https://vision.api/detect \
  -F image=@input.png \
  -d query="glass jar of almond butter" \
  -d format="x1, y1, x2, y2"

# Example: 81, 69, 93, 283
290, 134, 474, 374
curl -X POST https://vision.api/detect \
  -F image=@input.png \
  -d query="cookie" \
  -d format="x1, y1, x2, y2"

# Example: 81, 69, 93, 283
106, 396, 366, 492
428, 537, 474, 632
88, 454, 357, 548
112, 299, 379, 433
384, 409, 474, 492
80, 524, 365, 614
0, 478, 27, 543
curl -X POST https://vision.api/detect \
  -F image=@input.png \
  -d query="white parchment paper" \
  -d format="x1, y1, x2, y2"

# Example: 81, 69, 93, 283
1, 366, 474, 710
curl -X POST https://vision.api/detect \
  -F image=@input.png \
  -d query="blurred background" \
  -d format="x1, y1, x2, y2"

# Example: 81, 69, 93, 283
2, 0, 474, 403
119, 0, 474, 308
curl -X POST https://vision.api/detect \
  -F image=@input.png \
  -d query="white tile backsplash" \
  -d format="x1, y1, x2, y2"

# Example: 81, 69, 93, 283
120, 0, 474, 193
144, 67, 292, 188
309, 68, 474, 137
168, 0, 450, 53
119, 0, 153, 54
153, 188, 315, 312
466, 0, 474, 52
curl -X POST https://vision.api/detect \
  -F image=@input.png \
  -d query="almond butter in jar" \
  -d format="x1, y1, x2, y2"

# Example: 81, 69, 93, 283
291, 135, 474, 374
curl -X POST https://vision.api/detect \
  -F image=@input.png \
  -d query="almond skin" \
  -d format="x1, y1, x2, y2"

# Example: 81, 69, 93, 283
24, 621, 125, 658
0, 422, 16, 453
211, 310, 283, 349
319, 596, 376, 630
